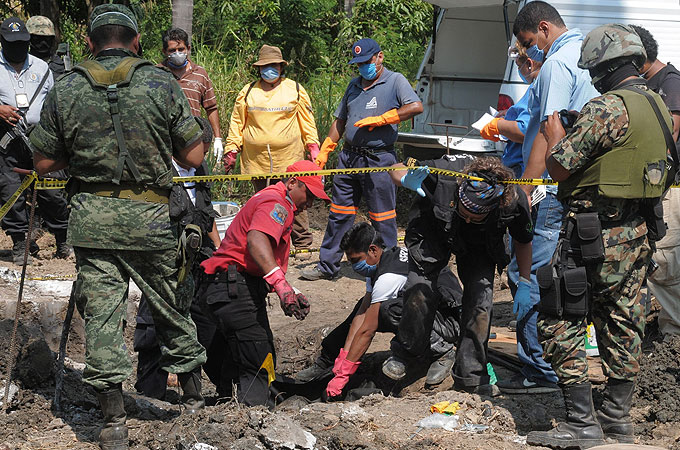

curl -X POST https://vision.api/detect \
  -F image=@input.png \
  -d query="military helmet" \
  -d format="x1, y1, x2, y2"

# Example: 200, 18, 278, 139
25, 16, 55, 36
578, 24, 646, 83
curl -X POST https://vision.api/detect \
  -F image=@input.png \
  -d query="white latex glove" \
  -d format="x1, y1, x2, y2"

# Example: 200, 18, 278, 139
213, 137, 224, 161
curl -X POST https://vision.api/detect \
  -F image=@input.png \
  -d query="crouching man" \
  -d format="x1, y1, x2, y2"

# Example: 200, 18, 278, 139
386, 155, 533, 397
296, 222, 463, 397
196, 160, 330, 407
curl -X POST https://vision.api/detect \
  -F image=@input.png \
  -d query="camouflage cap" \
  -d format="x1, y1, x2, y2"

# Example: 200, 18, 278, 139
578, 24, 646, 78
89, 4, 138, 33
26, 16, 55, 36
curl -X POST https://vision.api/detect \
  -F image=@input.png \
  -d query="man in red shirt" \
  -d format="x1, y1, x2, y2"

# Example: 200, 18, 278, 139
197, 160, 329, 406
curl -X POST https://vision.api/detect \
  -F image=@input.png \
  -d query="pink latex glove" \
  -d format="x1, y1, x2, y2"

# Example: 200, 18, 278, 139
222, 150, 238, 174
264, 267, 308, 320
326, 358, 360, 398
332, 348, 349, 375
307, 143, 320, 162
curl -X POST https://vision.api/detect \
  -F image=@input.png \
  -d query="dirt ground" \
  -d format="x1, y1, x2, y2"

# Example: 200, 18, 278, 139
0, 213, 678, 450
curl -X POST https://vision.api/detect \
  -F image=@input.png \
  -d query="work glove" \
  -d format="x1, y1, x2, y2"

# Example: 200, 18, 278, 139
326, 358, 361, 398
480, 117, 501, 141
222, 150, 238, 174
353, 108, 400, 131
307, 143, 320, 162
400, 166, 429, 197
333, 348, 349, 375
213, 137, 224, 161
513, 277, 533, 321
264, 267, 309, 320
314, 137, 337, 169
294, 290, 311, 320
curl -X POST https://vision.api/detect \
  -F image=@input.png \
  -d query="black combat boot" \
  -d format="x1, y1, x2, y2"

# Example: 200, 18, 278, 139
596, 379, 635, 443
178, 368, 205, 414
96, 384, 128, 450
527, 382, 605, 449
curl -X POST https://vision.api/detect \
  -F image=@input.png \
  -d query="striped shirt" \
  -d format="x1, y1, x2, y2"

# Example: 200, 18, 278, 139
161, 61, 217, 116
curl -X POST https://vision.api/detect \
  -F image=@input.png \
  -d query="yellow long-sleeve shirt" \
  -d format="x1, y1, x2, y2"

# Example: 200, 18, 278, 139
225, 78, 320, 174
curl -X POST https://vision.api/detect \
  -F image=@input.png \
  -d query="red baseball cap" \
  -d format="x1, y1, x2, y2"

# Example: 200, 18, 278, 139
286, 160, 330, 202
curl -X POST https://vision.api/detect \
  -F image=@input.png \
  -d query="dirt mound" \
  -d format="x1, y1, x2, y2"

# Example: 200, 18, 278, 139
0, 317, 55, 389
635, 335, 680, 424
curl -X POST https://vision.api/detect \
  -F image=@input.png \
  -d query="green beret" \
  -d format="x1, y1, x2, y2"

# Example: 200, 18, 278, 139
89, 4, 138, 33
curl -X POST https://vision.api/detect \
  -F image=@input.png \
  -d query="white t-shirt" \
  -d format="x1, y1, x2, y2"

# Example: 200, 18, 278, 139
172, 159, 197, 206
366, 272, 407, 304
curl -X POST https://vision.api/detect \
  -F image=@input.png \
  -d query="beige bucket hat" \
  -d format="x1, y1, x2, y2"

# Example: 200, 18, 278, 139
253, 44, 287, 67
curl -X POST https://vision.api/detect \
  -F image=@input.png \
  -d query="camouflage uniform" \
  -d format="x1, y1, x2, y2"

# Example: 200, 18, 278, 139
538, 89, 653, 384
29, 47, 206, 391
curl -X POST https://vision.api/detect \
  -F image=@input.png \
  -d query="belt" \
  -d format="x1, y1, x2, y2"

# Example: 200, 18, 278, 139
78, 182, 170, 204
344, 145, 393, 160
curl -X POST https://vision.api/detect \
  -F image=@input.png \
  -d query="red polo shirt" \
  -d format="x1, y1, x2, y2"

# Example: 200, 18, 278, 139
201, 182, 295, 276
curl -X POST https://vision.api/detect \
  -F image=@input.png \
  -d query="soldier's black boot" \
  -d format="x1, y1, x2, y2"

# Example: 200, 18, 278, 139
96, 384, 128, 450
178, 368, 205, 414
527, 382, 605, 449
596, 379, 635, 443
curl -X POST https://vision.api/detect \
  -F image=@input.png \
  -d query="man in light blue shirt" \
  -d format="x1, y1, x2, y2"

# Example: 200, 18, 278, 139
0, 16, 69, 264
498, 1, 598, 396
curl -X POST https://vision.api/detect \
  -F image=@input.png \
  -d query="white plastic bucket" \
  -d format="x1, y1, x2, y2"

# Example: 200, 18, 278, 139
212, 201, 240, 240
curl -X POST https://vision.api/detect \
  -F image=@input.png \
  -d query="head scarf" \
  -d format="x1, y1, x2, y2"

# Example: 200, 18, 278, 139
458, 174, 504, 214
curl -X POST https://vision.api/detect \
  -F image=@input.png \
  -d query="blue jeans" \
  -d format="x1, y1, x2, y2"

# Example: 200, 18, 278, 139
507, 190, 561, 384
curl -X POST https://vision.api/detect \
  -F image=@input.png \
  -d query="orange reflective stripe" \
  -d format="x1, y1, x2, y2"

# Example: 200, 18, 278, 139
330, 203, 358, 215
369, 210, 396, 221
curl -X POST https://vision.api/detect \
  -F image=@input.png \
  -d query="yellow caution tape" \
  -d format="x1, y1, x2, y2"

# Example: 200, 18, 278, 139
27, 274, 76, 281
18, 166, 680, 192
0, 172, 37, 221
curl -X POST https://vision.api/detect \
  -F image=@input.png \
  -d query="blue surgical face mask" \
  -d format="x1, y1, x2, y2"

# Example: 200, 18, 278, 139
526, 45, 544, 62
358, 63, 378, 81
352, 259, 377, 277
260, 66, 280, 82
518, 69, 530, 84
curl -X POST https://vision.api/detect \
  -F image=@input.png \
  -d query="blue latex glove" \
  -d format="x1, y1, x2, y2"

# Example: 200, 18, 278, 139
400, 166, 429, 197
513, 279, 532, 321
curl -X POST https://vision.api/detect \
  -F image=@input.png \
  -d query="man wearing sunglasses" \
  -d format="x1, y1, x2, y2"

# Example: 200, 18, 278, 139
383, 155, 533, 396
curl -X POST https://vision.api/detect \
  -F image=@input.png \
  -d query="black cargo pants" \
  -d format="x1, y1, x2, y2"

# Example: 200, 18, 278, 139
196, 266, 275, 407
0, 142, 68, 238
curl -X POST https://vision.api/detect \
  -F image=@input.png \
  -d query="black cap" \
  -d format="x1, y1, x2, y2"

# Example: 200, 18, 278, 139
1, 17, 30, 42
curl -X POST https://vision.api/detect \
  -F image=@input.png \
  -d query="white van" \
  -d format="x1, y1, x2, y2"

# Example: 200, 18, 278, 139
400, 0, 680, 159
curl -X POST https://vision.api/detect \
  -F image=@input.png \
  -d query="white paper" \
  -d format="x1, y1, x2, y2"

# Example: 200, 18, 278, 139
472, 113, 496, 131
489, 106, 498, 117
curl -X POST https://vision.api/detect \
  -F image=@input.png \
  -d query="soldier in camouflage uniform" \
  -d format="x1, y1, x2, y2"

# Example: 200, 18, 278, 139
28, 5, 207, 449
527, 24, 672, 449
26, 15, 69, 76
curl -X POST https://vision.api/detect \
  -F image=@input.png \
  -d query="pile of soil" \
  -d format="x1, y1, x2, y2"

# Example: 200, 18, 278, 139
635, 335, 680, 424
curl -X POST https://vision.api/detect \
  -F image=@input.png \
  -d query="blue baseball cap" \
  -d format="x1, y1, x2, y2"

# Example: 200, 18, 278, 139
348, 38, 381, 64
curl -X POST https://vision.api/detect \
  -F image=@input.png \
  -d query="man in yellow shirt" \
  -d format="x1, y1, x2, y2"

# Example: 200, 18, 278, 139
224, 45, 320, 256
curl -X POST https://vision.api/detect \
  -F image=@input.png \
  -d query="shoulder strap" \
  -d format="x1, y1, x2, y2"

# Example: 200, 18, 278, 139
622, 86, 680, 185
75, 57, 153, 184
26, 69, 51, 111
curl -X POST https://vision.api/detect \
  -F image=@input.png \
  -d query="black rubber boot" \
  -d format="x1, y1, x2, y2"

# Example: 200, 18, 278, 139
96, 384, 128, 450
527, 382, 605, 449
425, 348, 456, 386
178, 368, 205, 414
596, 379, 635, 443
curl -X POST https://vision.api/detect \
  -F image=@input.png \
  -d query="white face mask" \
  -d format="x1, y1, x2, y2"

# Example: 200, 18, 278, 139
168, 51, 188, 68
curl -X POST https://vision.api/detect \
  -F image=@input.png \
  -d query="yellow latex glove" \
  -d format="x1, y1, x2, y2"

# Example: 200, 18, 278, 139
314, 137, 337, 168
353, 108, 400, 131
480, 117, 501, 142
